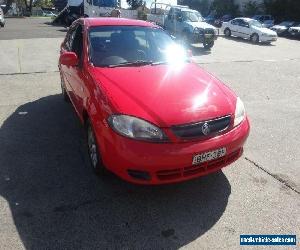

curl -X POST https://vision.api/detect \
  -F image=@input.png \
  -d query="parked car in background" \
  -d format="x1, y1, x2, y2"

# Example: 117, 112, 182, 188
288, 24, 300, 38
263, 20, 274, 28
42, 10, 57, 17
252, 15, 274, 28
222, 18, 277, 43
271, 21, 296, 36
205, 13, 218, 26
59, 18, 250, 184
214, 14, 233, 28
148, 4, 218, 49
0, 7, 5, 27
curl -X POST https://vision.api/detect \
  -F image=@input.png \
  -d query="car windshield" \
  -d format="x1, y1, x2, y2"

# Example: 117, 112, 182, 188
89, 26, 188, 67
249, 20, 263, 28
182, 11, 204, 22
279, 21, 294, 26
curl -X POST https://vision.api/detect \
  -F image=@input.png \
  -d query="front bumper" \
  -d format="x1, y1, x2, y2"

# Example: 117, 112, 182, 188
260, 35, 277, 42
99, 117, 250, 185
191, 31, 218, 44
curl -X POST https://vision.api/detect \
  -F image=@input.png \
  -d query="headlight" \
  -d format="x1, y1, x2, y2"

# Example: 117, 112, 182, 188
234, 97, 246, 127
108, 115, 168, 142
194, 27, 203, 34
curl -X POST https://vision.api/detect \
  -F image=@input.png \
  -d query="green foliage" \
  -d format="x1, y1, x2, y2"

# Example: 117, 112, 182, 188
210, 0, 239, 16
264, 0, 300, 22
33, 0, 54, 8
243, 1, 261, 16
126, 0, 143, 10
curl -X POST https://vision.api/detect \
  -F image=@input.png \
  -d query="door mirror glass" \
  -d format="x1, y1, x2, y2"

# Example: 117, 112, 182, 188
60, 52, 79, 66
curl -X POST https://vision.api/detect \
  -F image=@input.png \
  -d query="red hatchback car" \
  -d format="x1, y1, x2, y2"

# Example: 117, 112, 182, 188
59, 18, 250, 184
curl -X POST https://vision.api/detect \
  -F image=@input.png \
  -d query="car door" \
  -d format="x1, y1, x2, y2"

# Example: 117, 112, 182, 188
61, 23, 86, 116
164, 9, 176, 35
165, 8, 181, 36
230, 19, 239, 36
174, 11, 185, 35
60, 26, 78, 104
238, 20, 251, 38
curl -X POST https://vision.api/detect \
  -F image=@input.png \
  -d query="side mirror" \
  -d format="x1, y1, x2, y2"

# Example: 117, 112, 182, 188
60, 52, 79, 66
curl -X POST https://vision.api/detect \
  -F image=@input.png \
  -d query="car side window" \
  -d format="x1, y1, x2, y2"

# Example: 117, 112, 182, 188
71, 25, 84, 64
64, 26, 77, 51
239, 20, 248, 27
231, 19, 237, 25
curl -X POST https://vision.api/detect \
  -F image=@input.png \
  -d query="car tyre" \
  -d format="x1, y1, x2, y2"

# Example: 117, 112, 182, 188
203, 40, 214, 50
251, 33, 259, 43
224, 28, 231, 37
86, 120, 106, 176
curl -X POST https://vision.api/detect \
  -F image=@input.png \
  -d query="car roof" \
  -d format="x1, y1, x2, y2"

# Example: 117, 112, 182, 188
83, 18, 156, 28
234, 17, 253, 22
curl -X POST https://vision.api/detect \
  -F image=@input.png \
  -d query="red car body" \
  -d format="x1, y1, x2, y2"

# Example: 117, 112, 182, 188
59, 18, 250, 184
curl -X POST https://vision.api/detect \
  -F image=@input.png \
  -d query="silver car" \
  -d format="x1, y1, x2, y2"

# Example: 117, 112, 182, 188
0, 7, 5, 27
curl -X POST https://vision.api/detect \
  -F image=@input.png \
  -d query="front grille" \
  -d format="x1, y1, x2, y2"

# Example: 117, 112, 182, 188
171, 115, 231, 139
156, 149, 242, 181
205, 29, 215, 34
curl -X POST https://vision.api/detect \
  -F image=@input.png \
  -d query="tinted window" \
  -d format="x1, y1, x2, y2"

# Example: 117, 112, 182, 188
71, 25, 83, 62
238, 20, 249, 27
231, 19, 238, 25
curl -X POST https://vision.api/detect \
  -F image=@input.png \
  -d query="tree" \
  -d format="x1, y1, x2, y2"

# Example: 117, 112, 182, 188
264, 0, 300, 22
23, 0, 34, 14
3, 0, 13, 14
243, 1, 261, 16
180, 0, 210, 16
34, 0, 54, 8
210, 0, 239, 16
126, 0, 143, 10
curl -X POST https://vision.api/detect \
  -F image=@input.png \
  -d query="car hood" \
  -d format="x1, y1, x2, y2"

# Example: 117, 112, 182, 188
186, 21, 216, 30
253, 26, 277, 35
90, 63, 236, 127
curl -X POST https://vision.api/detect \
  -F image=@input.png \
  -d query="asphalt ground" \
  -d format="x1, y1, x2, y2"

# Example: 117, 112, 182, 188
0, 18, 299, 250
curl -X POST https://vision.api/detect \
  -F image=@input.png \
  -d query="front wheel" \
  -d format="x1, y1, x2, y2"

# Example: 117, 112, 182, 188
86, 120, 106, 176
224, 28, 231, 37
203, 40, 214, 50
251, 33, 259, 43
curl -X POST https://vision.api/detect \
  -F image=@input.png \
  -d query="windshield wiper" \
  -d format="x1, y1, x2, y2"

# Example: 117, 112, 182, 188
107, 60, 154, 68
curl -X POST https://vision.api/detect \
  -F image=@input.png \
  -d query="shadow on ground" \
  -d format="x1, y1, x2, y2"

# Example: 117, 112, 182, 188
189, 45, 212, 56
222, 36, 276, 46
0, 94, 231, 249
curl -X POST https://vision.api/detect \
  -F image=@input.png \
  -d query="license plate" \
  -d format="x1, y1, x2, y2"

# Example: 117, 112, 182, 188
192, 147, 226, 165
205, 34, 213, 38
